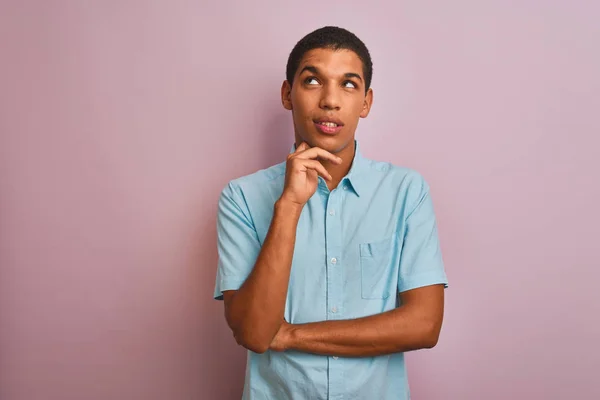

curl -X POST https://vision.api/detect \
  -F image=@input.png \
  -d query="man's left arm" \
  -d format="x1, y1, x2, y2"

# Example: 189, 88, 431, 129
270, 284, 444, 357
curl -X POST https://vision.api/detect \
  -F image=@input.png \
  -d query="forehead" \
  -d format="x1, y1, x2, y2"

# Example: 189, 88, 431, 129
296, 48, 363, 78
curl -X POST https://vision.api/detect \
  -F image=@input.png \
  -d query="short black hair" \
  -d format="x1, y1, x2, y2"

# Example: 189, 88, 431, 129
286, 26, 373, 93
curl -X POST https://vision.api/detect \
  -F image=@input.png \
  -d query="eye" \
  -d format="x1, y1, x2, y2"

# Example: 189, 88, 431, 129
343, 80, 357, 89
304, 77, 319, 85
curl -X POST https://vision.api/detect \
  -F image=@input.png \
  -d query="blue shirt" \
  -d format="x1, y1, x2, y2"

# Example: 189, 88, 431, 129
214, 141, 448, 400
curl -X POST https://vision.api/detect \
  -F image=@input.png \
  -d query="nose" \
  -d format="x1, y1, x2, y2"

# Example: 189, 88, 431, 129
319, 84, 341, 111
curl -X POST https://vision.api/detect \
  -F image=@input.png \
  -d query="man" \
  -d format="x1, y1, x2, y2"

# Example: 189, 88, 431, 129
213, 26, 448, 400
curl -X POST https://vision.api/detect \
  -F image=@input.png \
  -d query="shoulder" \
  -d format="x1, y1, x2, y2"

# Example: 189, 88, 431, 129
219, 161, 286, 207
362, 156, 430, 193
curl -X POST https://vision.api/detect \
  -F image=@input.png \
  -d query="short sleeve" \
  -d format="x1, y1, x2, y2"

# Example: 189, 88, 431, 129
213, 182, 262, 300
397, 177, 448, 293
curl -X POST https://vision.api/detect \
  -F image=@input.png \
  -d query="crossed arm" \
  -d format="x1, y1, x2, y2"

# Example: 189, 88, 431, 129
224, 283, 444, 357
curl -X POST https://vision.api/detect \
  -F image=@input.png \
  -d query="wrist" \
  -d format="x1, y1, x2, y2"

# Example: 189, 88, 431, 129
284, 323, 299, 350
275, 197, 304, 218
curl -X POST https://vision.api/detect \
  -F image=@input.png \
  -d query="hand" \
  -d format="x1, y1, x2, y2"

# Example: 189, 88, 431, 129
269, 320, 293, 352
279, 142, 342, 206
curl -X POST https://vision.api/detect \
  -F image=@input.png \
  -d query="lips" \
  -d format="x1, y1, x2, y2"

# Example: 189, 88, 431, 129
314, 117, 344, 127
313, 117, 344, 135
316, 121, 339, 128
314, 119, 343, 135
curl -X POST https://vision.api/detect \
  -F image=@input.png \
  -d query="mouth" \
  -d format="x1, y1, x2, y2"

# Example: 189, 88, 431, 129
313, 118, 344, 135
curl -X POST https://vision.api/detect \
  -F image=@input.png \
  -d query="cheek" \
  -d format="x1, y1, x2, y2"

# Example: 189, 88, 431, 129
345, 101, 364, 120
293, 102, 314, 122
353, 98, 365, 112
291, 106, 313, 128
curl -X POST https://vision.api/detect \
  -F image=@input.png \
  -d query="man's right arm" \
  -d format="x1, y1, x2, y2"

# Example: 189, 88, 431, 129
220, 143, 341, 354
222, 198, 302, 354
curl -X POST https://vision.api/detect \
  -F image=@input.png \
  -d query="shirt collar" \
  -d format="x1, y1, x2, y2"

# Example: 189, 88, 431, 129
288, 140, 366, 196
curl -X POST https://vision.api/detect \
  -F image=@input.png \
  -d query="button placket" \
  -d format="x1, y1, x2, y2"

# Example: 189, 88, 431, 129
324, 183, 345, 399
325, 192, 343, 322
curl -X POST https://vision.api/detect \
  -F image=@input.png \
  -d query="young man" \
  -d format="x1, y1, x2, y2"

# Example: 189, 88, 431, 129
214, 26, 448, 400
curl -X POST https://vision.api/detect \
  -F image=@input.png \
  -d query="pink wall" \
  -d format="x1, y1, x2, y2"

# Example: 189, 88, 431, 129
1, 1, 598, 399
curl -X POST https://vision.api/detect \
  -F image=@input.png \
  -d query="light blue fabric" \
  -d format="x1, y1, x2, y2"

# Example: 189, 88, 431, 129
214, 141, 448, 400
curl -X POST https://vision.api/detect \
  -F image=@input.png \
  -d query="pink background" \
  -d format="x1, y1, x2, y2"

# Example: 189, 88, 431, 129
1, 1, 599, 399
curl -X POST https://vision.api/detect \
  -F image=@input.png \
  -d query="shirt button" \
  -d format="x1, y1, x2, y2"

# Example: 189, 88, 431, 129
333, 356, 339, 360
343, 185, 348, 190
331, 306, 338, 313
331, 257, 337, 265
328, 209, 335, 216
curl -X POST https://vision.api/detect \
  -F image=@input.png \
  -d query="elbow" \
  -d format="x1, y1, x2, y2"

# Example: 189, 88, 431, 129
243, 340, 270, 354
422, 323, 441, 349
423, 334, 439, 349
233, 330, 271, 354
226, 310, 272, 353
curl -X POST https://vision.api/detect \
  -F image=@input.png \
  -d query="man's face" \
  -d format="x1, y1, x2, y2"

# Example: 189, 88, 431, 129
281, 48, 373, 154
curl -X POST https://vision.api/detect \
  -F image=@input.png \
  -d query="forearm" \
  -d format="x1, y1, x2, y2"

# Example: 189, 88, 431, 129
227, 199, 302, 353
286, 305, 440, 357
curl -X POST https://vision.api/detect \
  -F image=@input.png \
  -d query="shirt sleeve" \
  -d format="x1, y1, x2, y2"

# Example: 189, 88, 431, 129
397, 176, 448, 293
213, 182, 262, 300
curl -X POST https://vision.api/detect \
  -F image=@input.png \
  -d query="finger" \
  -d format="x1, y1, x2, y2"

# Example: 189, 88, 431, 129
295, 147, 342, 164
299, 159, 332, 181
294, 142, 309, 153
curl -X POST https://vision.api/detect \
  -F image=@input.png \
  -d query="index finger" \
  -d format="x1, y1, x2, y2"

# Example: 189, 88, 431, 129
294, 147, 342, 164
294, 142, 309, 153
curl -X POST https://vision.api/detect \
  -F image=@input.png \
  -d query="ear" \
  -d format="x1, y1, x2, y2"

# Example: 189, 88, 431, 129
360, 88, 373, 118
281, 80, 293, 110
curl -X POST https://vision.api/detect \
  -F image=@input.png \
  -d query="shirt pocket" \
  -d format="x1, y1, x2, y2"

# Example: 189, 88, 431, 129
359, 235, 397, 299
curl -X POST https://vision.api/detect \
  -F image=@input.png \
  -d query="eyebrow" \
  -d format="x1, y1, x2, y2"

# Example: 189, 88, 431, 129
299, 65, 363, 82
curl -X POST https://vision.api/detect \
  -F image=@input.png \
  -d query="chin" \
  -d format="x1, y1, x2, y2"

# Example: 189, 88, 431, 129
302, 133, 351, 153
